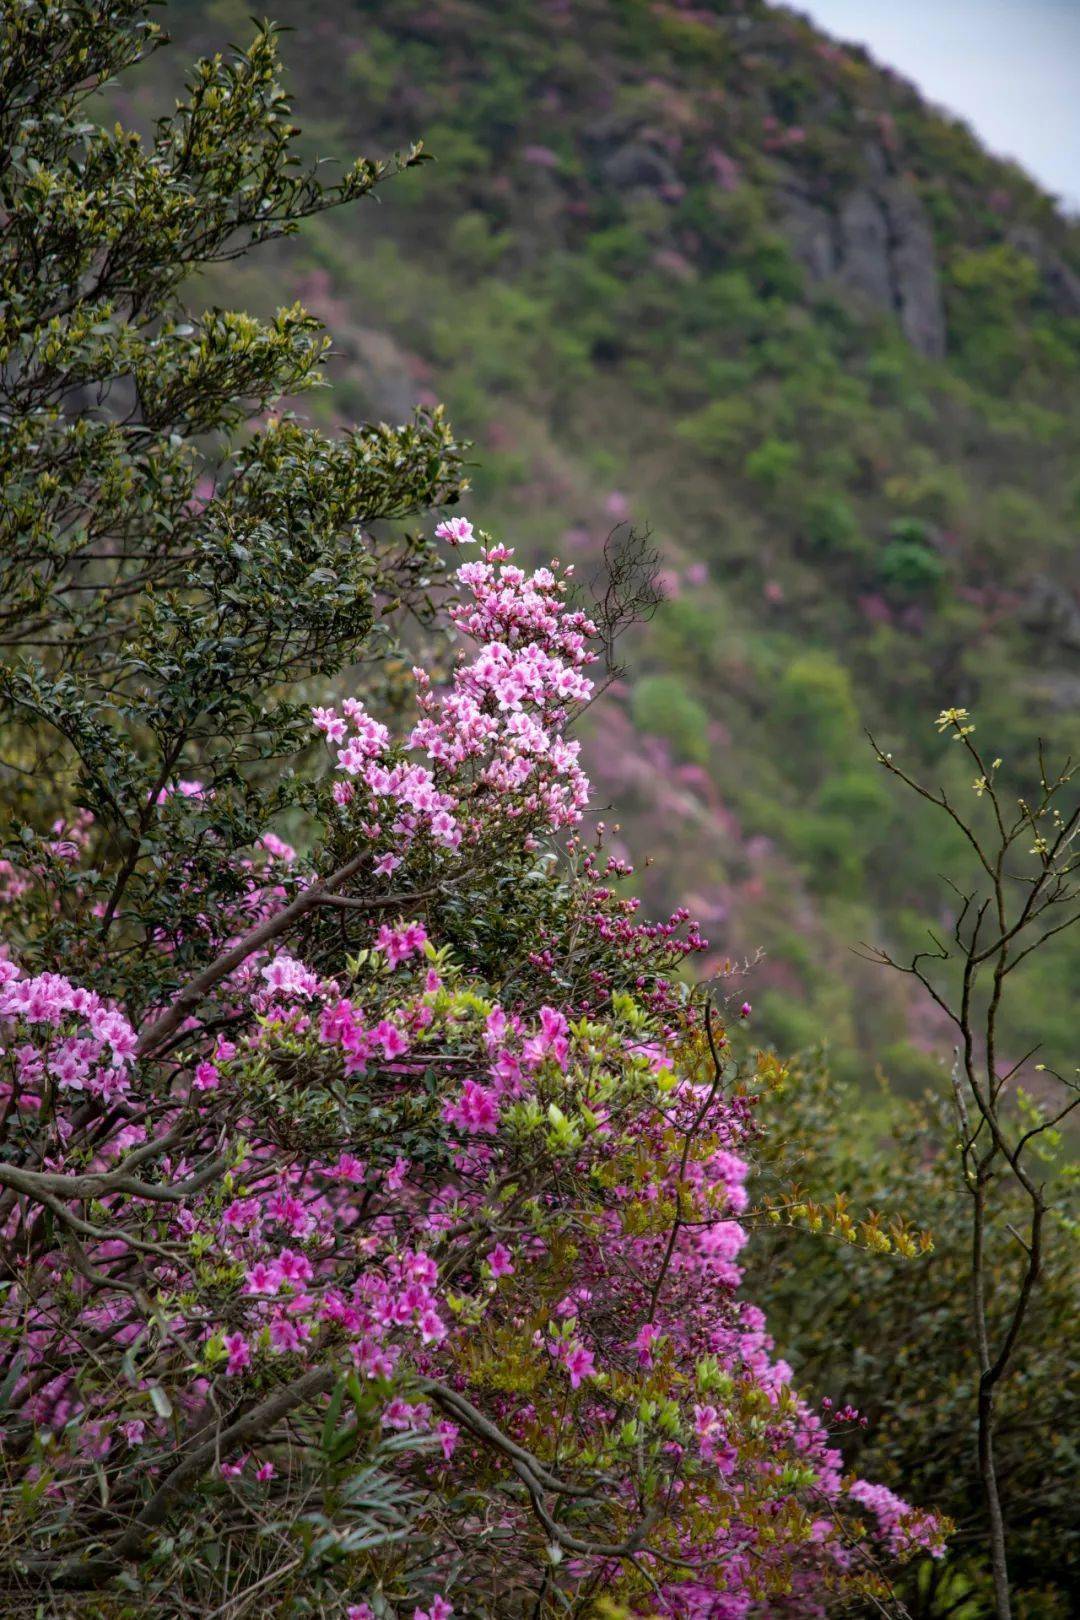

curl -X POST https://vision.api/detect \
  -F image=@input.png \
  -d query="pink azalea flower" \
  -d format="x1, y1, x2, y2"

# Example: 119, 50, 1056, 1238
193, 1061, 219, 1092
414, 1598, 453, 1620
330, 1153, 366, 1183
437, 1419, 459, 1460
418, 1308, 446, 1344
442, 1079, 499, 1135
245, 1261, 280, 1295
385, 1155, 409, 1192
562, 1342, 595, 1389
487, 1243, 514, 1279
632, 1322, 662, 1368
269, 1316, 302, 1354
375, 1020, 409, 1059
434, 516, 474, 545
224, 1334, 251, 1376
312, 705, 347, 742
275, 1248, 313, 1284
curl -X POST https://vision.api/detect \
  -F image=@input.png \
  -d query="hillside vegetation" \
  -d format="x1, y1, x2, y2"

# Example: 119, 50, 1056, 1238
147, 0, 1080, 1081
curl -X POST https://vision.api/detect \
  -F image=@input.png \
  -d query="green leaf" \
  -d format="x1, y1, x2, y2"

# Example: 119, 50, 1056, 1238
321, 1377, 348, 1454
149, 1384, 173, 1420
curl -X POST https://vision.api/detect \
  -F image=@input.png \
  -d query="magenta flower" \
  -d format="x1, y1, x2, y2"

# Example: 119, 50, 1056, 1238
275, 1249, 313, 1284
223, 1334, 251, 1376
385, 1155, 409, 1192
244, 1262, 280, 1295
487, 1243, 515, 1279
414, 1598, 453, 1620
329, 1153, 366, 1184
419, 1308, 446, 1345
562, 1342, 595, 1389
442, 1079, 499, 1135
374, 1020, 409, 1059
193, 1060, 219, 1092
437, 1419, 460, 1460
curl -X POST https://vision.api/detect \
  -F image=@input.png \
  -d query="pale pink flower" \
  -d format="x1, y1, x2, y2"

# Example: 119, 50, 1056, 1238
434, 516, 474, 545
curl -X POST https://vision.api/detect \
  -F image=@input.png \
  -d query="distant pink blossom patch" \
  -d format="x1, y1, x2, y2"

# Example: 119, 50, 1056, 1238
707, 147, 741, 191
521, 144, 560, 169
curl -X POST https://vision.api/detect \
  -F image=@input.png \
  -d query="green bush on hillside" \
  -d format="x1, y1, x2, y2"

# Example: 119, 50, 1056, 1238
631, 674, 711, 765
774, 652, 860, 767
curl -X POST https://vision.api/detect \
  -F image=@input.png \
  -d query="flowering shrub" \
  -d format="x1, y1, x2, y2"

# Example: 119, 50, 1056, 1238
0, 9, 948, 1609
0, 530, 943, 1615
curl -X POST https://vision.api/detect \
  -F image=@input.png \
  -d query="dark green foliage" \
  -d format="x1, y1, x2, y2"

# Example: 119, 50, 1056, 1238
801, 491, 864, 557
878, 521, 948, 594
747, 1059, 1079, 1619
774, 652, 859, 767
0, 2, 467, 1013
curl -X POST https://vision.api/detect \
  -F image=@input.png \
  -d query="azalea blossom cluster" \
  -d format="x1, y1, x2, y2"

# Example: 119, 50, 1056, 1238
534, 839, 711, 1026
0, 945, 943, 1613
0, 519, 944, 1615
315, 529, 595, 857
0, 956, 137, 1104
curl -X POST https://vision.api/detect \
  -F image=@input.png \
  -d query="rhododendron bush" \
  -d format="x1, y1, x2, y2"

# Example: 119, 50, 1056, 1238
0, 6, 944, 1612
0, 531, 943, 1614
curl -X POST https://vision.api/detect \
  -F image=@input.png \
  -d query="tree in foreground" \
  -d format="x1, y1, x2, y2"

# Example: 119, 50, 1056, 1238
749, 1063, 1077, 1620
747, 717, 1078, 1620
1, 4, 945, 1616
0, 0, 464, 1013
863, 714, 1077, 1620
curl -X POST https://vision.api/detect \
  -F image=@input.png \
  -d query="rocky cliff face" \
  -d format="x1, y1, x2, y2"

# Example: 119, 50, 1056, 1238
1007, 224, 1080, 316
779, 146, 946, 358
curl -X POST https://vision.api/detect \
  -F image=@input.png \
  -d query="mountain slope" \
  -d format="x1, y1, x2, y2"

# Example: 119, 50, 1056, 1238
146, 0, 1080, 1078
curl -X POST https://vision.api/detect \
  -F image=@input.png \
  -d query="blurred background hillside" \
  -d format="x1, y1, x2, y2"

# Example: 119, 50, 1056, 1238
118, 0, 1080, 1091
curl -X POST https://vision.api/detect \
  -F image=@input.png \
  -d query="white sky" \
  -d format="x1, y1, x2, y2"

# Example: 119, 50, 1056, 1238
783, 1, 1080, 209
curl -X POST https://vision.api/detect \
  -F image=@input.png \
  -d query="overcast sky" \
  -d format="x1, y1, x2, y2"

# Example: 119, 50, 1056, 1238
786, 0, 1080, 209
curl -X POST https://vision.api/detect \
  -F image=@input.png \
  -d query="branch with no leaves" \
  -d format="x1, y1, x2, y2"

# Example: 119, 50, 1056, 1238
586, 524, 664, 679
863, 711, 1078, 1620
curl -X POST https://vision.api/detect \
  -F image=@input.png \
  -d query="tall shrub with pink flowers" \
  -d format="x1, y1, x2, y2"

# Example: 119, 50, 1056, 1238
1, 524, 943, 1614
0, 6, 943, 1614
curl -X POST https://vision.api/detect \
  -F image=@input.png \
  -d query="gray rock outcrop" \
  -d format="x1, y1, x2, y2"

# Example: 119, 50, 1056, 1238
1020, 573, 1080, 653
1007, 225, 1080, 316
884, 179, 948, 359
777, 149, 947, 359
